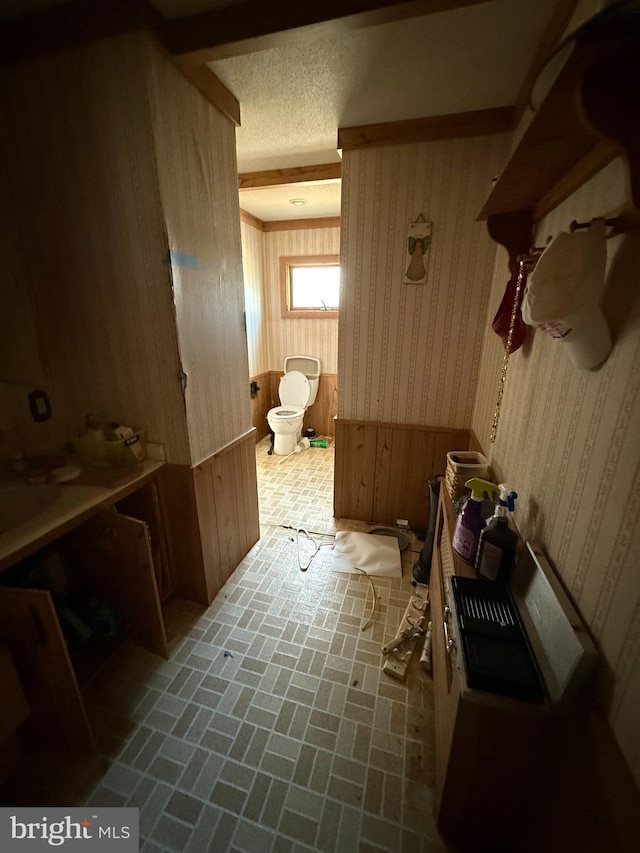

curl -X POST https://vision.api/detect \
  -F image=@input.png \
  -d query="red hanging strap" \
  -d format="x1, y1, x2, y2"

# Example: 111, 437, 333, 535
491, 264, 529, 354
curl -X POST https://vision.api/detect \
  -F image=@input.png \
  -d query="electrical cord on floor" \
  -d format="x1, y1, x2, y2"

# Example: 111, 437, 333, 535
352, 567, 377, 632
280, 524, 335, 539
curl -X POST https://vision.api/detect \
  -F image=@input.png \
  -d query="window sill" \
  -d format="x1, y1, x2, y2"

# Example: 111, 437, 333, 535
281, 309, 338, 320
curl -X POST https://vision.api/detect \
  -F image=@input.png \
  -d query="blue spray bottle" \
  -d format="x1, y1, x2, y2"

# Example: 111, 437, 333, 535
451, 478, 497, 564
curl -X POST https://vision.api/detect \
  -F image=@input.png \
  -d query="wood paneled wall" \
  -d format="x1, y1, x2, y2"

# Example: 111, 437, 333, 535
304, 373, 338, 438
250, 372, 338, 441
249, 371, 273, 442
159, 429, 259, 605
334, 419, 470, 529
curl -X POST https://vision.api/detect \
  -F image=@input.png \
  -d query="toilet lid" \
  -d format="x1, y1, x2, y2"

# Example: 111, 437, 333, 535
279, 370, 311, 406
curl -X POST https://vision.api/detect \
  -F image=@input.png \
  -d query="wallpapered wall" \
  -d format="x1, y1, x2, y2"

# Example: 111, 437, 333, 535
0, 145, 68, 453
472, 158, 640, 784
0, 32, 190, 464
241, 220, 268, 378
338, 135, 509, 426
241, 222, 340, 376
147, 38, 252, 465
1, 32, 250, 467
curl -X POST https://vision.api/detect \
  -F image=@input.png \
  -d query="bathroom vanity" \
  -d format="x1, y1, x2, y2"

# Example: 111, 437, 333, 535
0, 461, 170, 755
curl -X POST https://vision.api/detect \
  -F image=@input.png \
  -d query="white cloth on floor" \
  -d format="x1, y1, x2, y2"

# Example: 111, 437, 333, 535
329, 532, 402, 578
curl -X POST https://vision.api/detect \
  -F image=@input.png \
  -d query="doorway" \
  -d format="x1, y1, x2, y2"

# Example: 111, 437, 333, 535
238, 182, 341, 528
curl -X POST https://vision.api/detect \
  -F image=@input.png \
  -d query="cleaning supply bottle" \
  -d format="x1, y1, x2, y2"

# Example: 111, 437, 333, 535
83, 414, 105, 442
452, 478, 497, 564
475, 484, 518, 583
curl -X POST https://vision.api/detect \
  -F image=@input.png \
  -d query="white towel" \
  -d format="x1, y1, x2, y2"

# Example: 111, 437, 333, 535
329, 532, 402, 578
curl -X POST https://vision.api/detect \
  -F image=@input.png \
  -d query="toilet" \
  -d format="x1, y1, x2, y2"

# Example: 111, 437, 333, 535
267, 356, 321, 455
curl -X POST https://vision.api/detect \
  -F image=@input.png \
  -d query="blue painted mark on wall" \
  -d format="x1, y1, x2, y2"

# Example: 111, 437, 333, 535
166, 250, 199, 269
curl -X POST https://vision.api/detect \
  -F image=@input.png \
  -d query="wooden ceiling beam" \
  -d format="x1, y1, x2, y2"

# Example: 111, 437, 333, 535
239, 163, 341, 190
179, 64, 241, 126
240, 209, 264, 230
338, 106, 514, 150
263, 216, 341, 231
163, 0, 491, 65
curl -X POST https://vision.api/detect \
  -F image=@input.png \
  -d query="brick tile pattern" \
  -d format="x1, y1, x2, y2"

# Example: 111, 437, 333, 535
14, 438, 448, 852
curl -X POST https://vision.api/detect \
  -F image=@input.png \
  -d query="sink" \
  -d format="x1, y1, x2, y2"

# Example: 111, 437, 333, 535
0, 483, 62, 534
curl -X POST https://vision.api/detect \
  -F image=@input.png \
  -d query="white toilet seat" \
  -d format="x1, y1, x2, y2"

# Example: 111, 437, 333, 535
268, 406, 304, 419
278, 371, 311, 407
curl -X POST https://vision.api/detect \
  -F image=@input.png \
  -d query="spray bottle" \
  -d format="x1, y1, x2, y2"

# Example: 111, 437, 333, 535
451, 478, 497, 564
475, 484, 518, 583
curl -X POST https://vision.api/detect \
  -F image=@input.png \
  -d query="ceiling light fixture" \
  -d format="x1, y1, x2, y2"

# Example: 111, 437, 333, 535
289, 198, 307, 206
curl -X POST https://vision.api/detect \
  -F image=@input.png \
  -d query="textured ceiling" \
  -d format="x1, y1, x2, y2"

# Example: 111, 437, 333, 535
210, 0, 560, 174
211, 0, 561, 219
1, 1, 579, 220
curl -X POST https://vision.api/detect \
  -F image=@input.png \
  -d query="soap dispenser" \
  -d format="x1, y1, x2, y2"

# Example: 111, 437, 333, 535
475, 484, 518, 583
452, 478, 497, 564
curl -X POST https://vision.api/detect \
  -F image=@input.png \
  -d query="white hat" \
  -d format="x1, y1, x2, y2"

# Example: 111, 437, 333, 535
522, 220, 612, 370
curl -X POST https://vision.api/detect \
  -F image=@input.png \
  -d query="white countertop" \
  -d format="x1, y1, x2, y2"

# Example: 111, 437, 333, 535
0, 459, 164, 571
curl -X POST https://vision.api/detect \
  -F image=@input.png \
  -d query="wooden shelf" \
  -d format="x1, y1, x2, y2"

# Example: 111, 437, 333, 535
478, 48, 607, 222
478, 11, 640, 265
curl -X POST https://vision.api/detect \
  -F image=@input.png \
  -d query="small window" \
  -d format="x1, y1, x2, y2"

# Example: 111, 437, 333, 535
280, 255, 340, 319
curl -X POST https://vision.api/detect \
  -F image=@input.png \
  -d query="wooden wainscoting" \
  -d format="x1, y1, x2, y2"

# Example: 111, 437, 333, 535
157, 463, 207, 604
250, 371, 274, 442
334, 419, 471, 529
158, 428, 260, 605
304, 373, 337, 437
250, 372, 338, 440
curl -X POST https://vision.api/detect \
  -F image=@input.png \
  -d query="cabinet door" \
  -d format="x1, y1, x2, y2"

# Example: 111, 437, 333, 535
0, 588, 94, 754
105, 510, 168, 660
116, 481, 173, 602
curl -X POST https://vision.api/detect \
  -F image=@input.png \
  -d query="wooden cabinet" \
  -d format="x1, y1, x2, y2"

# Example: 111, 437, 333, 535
0, 587, 94, 754
0, 474, 169, 758
430, 488, 547, 851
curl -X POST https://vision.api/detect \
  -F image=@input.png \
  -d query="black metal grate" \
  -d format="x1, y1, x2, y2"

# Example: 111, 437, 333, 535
451, 576, 545, 703
458, 590, 516, 627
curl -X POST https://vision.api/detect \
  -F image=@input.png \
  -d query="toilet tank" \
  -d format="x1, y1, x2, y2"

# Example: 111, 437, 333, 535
284, 356, 321, 406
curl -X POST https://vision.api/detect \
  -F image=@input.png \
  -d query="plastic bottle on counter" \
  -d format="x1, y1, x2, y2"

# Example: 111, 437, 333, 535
451, 477, 497, 564
475, 484, 519, 583
83, 414, 105, 441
